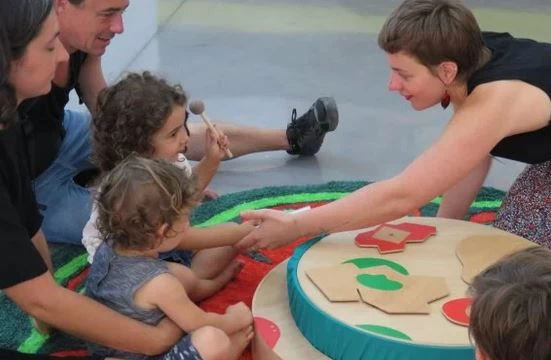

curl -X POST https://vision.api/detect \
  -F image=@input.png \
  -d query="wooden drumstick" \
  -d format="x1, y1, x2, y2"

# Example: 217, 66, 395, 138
189, 100, 233, 158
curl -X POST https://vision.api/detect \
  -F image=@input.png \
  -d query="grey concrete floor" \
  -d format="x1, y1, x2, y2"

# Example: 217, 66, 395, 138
109, 0, 551, 195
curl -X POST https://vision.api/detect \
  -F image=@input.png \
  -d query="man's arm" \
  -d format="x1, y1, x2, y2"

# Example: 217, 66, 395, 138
3, 273, 182, 356
78, 55, 108, 114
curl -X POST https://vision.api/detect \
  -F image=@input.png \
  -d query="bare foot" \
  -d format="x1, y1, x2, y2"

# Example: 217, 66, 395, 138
226, 325, 254, 359
214, 259, 244, 287
192, 260, 245, 301
202, 189, 219, 201
192, 246, 238, 279
252, 331, 283, 360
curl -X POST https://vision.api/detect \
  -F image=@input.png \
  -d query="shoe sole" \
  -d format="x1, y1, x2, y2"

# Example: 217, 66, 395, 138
319, 97, 339, 132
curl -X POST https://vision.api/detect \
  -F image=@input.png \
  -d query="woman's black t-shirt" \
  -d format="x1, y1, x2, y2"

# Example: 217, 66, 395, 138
0, 119, 47, 289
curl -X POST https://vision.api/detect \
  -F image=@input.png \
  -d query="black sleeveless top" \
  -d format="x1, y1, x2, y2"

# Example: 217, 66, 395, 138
18, 51, 87, 177
467, 32, 551, 164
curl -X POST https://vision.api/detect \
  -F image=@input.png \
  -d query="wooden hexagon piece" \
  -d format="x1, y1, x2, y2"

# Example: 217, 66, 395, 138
306, 263, 362, 302
356, 268, 449, 314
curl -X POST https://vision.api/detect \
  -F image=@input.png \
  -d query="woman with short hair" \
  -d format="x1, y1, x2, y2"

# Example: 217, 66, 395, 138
238, 0, 551, 250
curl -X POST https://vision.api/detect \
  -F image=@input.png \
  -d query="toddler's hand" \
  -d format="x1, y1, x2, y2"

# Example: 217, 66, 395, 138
203, 188, 219, 201
242, 218, 261, 229
226, 302, 253, 329
205, 126, 229, 161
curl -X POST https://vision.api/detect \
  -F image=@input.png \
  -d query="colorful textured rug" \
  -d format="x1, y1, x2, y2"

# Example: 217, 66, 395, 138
0, 181, 505, 359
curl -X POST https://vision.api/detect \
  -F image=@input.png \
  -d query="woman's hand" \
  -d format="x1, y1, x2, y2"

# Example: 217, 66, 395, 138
235, 209, 300, 251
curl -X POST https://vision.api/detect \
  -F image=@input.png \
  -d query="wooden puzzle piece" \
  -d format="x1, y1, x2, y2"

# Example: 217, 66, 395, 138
358, 289, 430, 314
307, 262, 411, 302
441, 298, 472, 327
355, 225, 410, 254
413, 275, 450, 303
456, 235, 537, 284
393, 222, 437, 243
356, 268, 449, 314
372, 226, 410, 244
306, 263, 363, 302
355, 222, 437, 254
307, 263, 448, 314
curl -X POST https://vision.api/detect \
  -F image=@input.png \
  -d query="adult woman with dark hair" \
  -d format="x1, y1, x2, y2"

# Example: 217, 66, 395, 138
237, 0, 551, 250
0, 1, 181, 358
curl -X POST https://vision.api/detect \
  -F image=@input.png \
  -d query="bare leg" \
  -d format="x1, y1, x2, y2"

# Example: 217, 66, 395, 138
186, 98, 339, 160
191, 326, 230, 360
226, 326, 255, 360
192, 260, 244, 301
193, 325, 254, 360
191, 246, 238, 279
167, 261, 243, 302
187, 122, 288, 161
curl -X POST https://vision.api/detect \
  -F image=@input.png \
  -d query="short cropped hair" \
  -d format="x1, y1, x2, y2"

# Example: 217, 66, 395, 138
378, 0, 485, 81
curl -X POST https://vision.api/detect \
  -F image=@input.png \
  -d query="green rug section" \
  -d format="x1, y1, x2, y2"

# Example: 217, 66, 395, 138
192, 181, 504, 226
0, 181, 506, 355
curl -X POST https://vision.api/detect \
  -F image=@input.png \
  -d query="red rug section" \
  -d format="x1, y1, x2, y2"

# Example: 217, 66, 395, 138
49, 200, 495, 359
200, 201, 327, 313
200, 201, 463, 359
199, 201, 328, 360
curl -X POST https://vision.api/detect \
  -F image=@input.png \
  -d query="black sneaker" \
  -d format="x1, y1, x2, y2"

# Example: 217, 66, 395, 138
286, 97, 339, 156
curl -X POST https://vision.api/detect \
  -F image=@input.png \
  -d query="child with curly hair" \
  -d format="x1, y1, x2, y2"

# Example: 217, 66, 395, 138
83, 72, 253, 287
87, 156, 254, 359
469, 246, 551, 360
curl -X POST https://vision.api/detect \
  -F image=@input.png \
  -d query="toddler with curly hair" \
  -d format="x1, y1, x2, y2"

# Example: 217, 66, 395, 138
83, 72, 254, 288
87, 155, 253, 359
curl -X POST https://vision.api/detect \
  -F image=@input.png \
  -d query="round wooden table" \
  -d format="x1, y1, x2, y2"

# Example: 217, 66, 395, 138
252, 217, 534, 360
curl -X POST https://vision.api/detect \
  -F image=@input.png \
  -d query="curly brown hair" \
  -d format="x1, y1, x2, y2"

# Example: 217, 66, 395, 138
469, 246, 551, 360
92, 71, 188, 172
96, 155, 198, 251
